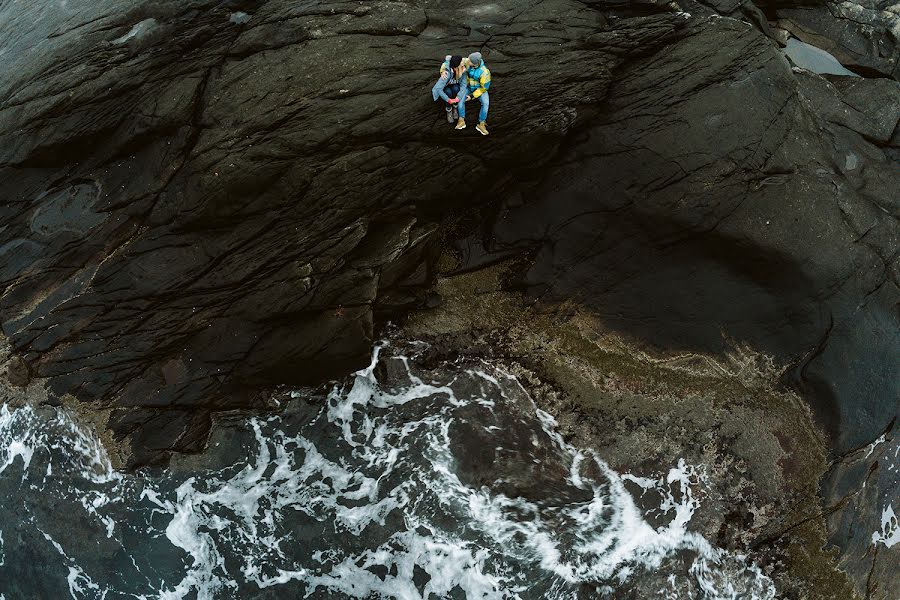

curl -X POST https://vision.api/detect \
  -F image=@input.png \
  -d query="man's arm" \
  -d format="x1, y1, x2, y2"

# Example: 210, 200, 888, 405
471, 69, 491, 99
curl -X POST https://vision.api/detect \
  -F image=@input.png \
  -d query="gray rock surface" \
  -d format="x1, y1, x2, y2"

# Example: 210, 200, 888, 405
448, 11, 899, 598
0, 0, 897, 596
819, 424, 899, 599
480, 16, 898, 455
0, 0, 690, 465
777, 0, 900, 79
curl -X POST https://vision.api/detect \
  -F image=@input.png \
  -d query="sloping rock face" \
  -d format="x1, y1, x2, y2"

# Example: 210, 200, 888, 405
0, 0, 897, 595
2, 0, 679, 464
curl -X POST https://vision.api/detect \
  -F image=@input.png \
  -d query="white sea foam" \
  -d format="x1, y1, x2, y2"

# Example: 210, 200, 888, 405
872, 504, 899, 548
865, 434, 886, 459
0, 342, 778, 599
0, 405, 36, 477
40, 530, 103, 600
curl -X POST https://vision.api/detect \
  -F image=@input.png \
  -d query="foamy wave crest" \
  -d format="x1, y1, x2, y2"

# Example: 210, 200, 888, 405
0, 342, 776, 599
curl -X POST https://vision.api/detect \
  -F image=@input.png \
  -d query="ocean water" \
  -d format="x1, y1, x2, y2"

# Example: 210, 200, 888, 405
0, 342, 776, 599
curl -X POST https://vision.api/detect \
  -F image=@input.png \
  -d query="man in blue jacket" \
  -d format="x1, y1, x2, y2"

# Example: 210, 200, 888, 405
455, 52, 491, 136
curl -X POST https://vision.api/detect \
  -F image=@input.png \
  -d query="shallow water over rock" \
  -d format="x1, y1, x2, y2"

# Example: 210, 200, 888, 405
0, 343, 777, 599
782, 38, 859, 77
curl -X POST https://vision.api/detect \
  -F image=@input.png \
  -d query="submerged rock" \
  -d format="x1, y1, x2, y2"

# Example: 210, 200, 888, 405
401, 265, 861, 599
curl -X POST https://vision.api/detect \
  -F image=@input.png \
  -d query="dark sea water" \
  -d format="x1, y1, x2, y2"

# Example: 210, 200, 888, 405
0, 342, 778, 599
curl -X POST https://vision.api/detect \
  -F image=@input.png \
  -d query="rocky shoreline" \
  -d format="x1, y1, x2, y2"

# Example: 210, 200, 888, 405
394, 257, 888, 599
1, 0, 897, 597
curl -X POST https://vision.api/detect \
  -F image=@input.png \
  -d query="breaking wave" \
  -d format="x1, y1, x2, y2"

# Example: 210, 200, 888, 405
0, 342, 775, 599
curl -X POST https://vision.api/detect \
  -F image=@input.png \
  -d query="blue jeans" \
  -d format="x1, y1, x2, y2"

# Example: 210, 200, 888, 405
442, 83, 460, 109
457, 86, 489, 122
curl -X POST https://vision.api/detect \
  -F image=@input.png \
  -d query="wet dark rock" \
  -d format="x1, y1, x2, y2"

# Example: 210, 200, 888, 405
2, 0, 683, 464
0, 0, 897, 595
480, 16, 898, 457
680, 0, 779, 41
777, 0, 900, 79
448, 399, 596, 504
107, 408, 214, 467
797, 74, 900, 143
444, 12, 897, 598
4, 355, 31, 388
818, 422, 899, 597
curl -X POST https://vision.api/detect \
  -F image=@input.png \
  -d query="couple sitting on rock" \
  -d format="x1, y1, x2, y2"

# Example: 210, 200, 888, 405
431, 52, 491, 136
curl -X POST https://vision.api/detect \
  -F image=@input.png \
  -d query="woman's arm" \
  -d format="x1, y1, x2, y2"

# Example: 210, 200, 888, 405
431, 72, 451, 102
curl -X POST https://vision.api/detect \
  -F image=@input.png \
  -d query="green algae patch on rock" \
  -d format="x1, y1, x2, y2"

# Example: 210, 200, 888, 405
402, 259, 860, 600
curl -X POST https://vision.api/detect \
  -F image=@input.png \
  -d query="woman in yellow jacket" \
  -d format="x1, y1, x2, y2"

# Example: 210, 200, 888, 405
454, 52, 491, 136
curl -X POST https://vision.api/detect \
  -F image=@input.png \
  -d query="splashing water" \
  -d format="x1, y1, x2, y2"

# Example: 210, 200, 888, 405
0, 342, 776, 599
